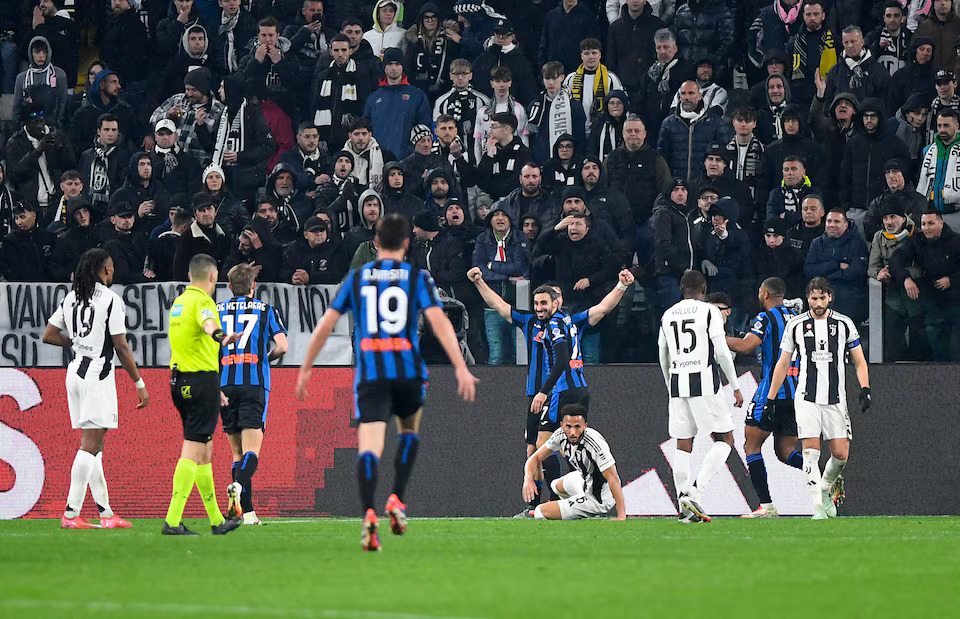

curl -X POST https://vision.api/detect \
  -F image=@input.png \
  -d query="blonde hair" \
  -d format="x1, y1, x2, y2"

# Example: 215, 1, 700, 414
227, 263, 256, 296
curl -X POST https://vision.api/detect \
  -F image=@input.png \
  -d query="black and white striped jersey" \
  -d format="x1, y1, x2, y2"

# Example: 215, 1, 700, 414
780, 310, 861, 405
544, 427, 615, 503
658, 299, 728, 397
48, 283, 125, 381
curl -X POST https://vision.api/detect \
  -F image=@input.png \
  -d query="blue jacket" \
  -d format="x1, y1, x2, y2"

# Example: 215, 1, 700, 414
472, 228, 531, 281
804, 225, 868, 321
657, 107, 733, 181
363, 79, 432, 159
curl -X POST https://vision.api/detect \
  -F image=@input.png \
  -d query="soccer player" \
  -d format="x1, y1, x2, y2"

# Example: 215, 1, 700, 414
163, 254, 242, 536
296, 214, 478, 552
218, 264, 289, 526
467, 267, 635, 513
521, 404, 627, 520
726, 277, 804, 518
43, 249, 150, 529
658, 270, 744, 523
765, 277, 871, 520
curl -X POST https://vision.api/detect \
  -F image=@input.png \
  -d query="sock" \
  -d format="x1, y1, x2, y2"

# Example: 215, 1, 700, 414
533, 505, 547, 520
802, 448, 823, 508
87, 452, 113, 518
231, 461, 239, 482
745, 453, 772, 505
64, 450, 96, 518
391, 433, 420, 502
528, 481, 543, 508
357, 451, 379, 512
195, 463, 225, 526
673, 448, 691, 499
543, 453, 562, 501
787, 449, 803, 469
164, 458, 198, 526
692, 442, 733, 500
236, 451, 259, 514
822, 456, 847, 486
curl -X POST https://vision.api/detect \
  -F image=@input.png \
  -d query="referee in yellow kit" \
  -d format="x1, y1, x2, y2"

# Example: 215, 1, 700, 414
162, 254, 242, 535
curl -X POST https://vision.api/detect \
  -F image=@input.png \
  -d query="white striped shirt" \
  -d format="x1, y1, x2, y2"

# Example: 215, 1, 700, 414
780, 310, 861, 405
658, 299, 733, 397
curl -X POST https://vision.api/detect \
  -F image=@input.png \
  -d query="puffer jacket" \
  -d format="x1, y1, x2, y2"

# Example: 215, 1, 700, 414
656, 106, 732, 182
607, 3, 666, 94
603, 142, 673, 224
49, 199, 100, 282
868, 220, 920, 279
839, 98, 911, 211
672, 0, 735, 75
700, 196, 750, 293
755, 241, 805, 299
649, 193, 693, 277
804, 225, 868, 320
492, 186, 560, 230
472, 213, 531, 281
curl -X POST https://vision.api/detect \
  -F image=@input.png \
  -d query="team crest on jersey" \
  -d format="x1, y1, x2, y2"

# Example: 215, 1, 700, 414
552, 327, 562, 338
753, 319, 763, 332
402, 94, 410, 101
533, 330, 545, 342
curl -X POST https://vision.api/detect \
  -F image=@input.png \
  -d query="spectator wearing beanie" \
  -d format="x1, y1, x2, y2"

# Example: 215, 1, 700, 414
868, 195, 927, 361
864, 158, 926, 239
911, 0, 960, 70
173, 192, 230, 279
888, 37, 936, 112
410, 208, 468, 297
402, 123, 449, 181
452, 1, 503, 60
756, 216, 804, 299
150, 67, 225, 164
49, 198, 100, 282
201, 163, 246, 241
606, 0, 666, 97
146, 206, 192, 282
280, 215, 349, 285
587, 90, 628, 160
650, 177, 694, 309
696, 196, 750, 317
363, 47, 432, 159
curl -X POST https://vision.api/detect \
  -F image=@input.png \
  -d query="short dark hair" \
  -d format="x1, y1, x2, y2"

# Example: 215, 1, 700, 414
490, 66, 512, 82
938, 107, 960, 122
297, 121, 319, 134
806, 276, 833, 297
341, 17, 363, 30
490, 112, 517, 132
827, 206, 849, 222
60, 170, 81, 182
331, 33, 350, 46
922, 208, 944, 220
258, 16, 280, 30
172, 208, 193, 227
883, 0, 904, 12
376, 213, 409, 250
579, 38, 602, 52
436, 113, 456, 126
760, 277, 786, 299
706, 292, 732, 307
96, 113, 118, 129
802, 0, 826, 10
541, 61, 564, 80
680, 270, 707, 298
561, 404, 587, 421
349, 116, 374, 133
731, 107, 757, 122
783, 154, 805, 165
532, 284, 561, 301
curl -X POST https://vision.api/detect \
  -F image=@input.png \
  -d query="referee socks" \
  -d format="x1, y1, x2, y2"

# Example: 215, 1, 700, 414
165, 458, 198, 527
392, 434, 419, 503
357, 452, 379, 512
236, 452, 259, 514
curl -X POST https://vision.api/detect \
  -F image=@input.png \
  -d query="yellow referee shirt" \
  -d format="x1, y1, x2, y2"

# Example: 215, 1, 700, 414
169, 285, 220, 372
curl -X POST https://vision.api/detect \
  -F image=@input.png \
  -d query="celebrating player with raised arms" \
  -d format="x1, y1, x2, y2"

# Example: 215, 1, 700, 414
43, 249, 150, 529
297, 213, 478, 551
765, 277, 871, 520
522, 404, 626, 520
658, 270, 743, 523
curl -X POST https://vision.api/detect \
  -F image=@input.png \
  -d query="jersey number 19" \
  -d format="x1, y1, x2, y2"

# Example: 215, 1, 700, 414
361, 286, 408, 335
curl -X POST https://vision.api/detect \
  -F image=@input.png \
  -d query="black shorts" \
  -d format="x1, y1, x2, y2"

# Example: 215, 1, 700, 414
355, 379, 425, 424
745, 398, 798, 436
529, 387, 591, 439
221, 385, 268, 434
171, 370, 220, 443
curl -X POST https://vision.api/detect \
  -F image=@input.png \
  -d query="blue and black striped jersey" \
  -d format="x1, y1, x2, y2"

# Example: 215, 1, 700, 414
513, 308, 590, 396
332, 260, 442, 385
751, 305, 798, 402
544, 310, 589, 392
217, 296, 287, 390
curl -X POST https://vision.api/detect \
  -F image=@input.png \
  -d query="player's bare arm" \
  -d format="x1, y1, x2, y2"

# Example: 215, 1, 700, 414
41, 323, 72, 348
727, 332, 762, 355
204, 318, 241, 346
602, 465, 627, 520
424, 306, 478, 402
587, 269, 635, 326
112, 333, 149, 409
657, 337, 671, 387
850, 345, 871, 412
522, 443, 554, 502
467, 266, 513, 322
766, 350, 793, 400
296, 308, 342, 400
268, 333, 289, 361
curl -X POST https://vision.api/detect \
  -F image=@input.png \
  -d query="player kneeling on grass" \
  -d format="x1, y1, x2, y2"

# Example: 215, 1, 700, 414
521, 405, 626, 520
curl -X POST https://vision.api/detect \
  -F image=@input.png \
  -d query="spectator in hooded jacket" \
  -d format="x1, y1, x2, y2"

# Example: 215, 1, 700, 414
587, 90, 628, 160
911, 0, 960, 70
755, 216, 805, 299
70, 69, 144, 153
892, 93, 931, 168
472, 19, 537, 106
810, 90, 860, 202
687, 143, 753, 223
747, 0, 803, 80
864, 158, 927, 239
539, 0, 599, 75
363, 47, 432, 159
755, 74, 792, 146
252, 196, 297, 245
606, 0, 666, 97
562, 38, 624, 139
23, 0, 79, 90
110, 151, 168, 236
404, 3, 458, 102
580, 156, 634, 261
888, 37, 936, 112
672, 0, 735, 83
785, 0, 837, 107
823, 26, 890, 104
163, 24, 217, 100
364, 0, 407, 57
49, 199, 100, 282
472, 205, 531, 363
650, 178, 693, 308
657, 81, 732, 182
157, 0, 207, 61
805, 207, 869, 323
633, 28, 694, 135
5, 104, 77, 217
216, 0, 259, 77
281, 215, 349, 284
311, 34, 370, 149
747, 49, 790, 111
0, 201, 55, 282
278, 122, 330, 195
263, 162, 313, 233
540, 134, 580, 191
98, 0, 149, 86
763, 103, 824, 191
527, 61, 587, 164
344, 189, 383, 257
13, 37, 68, 126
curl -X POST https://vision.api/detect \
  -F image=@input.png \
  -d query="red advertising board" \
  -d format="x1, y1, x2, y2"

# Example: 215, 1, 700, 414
0, 368, 358, 519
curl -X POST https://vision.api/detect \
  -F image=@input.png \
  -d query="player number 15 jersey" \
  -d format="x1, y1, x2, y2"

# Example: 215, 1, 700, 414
658, 299, 725, 397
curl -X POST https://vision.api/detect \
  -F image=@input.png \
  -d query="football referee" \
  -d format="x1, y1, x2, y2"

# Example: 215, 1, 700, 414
162, 254, 242, 536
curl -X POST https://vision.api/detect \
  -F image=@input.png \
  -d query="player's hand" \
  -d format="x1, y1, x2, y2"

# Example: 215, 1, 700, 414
618, 269, 634, 286
732, 389, 743, 408
521, 478, 537, 503
296, 368, 311, 400
530, 392, 547, 414
136, 386, 150, 409
455, 366, 478, 401
221, 332, 241, 346
220, 391, 229, 407
467, 266, 483, 283
859, 387, 871, 413
610, 514, 627, 521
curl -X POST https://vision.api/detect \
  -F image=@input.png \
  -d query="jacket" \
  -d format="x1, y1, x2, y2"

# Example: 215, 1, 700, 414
146, 230, 181, 281
410, 228, 468, 288
221, 219, 283, 283
472, 44, 538, 107
110, 151, 169, 233
531, 225, 619, 311
69, 70, 144, 151
102, 228, 149, 284
538, 1, 599, 74
173, 220, 231, 281
97, 6, 149, 83
264, 163, 314, 232
49, 199, 100, 282
864, 185, 926, 240
887, 37, 937, 112
755, 241, 805, 299
310, 57, 371, 146
649, 193, 693, 277
151, 146, 203, 197
823, 50, 890, 104
839, 98, 910, 211
477, 136, 533, 201
23, 9, 79, 89
672, 0, 735, 72
472, 224, 530, 281
362, 77, 432, 159
196, 99, 273, 198
162, 23, 218, 99
891, 223, 960, 306
656, 106, 732, 182
156, 2, 205, 58
492, 186, 560, 230
699, 196, 750, 291
603, 143, 672, 223
911, 10, 960, 70
363, 0, 408, 57
606, 3, 666, 94
280, 236, 349, 284
766, 177, 816, 225
13, 36, 69, 125
403, 3, 459, 100
4, 127, 78, 213
804, 226, 869, 320
0, 224, 55, 282
868, 221, 920, 279
633, 56, 695, 135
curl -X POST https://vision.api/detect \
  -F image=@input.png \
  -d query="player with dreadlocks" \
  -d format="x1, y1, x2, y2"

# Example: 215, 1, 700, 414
43, 248, 150, 529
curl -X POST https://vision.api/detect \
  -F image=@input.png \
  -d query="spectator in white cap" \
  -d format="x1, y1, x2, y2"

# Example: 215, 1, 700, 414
151, 118, 202, 197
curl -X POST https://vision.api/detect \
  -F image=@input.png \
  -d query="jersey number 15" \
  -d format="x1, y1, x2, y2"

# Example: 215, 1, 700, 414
670, 319, 697, 354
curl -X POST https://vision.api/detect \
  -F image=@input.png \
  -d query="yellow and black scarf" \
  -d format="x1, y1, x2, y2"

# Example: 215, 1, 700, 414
570, 63, 610, 117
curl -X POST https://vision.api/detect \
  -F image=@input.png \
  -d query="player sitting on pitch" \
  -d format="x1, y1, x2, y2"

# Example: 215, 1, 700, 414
521, 404, 626, 520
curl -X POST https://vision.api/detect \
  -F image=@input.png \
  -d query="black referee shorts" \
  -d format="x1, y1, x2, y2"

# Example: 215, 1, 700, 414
221, 385, 268, 434
171, 370, 221, 443
354, 379, 425, 424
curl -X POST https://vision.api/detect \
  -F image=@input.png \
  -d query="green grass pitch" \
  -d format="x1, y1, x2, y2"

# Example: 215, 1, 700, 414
2, 517, 958, 618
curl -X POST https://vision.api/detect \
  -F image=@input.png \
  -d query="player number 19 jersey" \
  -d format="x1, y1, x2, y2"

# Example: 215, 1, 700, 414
48, 282, 125, 381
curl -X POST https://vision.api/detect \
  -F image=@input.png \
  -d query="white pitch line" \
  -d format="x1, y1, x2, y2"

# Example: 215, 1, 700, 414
0, 599, 489, 619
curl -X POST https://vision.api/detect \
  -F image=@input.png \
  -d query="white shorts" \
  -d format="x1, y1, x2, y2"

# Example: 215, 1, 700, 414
552, 471, 614, 520
668, 394, 734, 439
795, 399, 851, 441
66, 371, 119, 430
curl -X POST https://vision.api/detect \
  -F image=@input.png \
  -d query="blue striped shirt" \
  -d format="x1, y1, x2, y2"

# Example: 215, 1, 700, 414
751, 305, 798, 402
217, 296, 286, 390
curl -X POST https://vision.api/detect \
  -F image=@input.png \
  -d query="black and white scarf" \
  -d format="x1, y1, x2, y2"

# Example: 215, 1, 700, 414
414, 30, 448, 94
791, 28, 834, 81
314, 59, 359, 128
24, 128, 54, 207
344, 137, 385, 187
843, 48, 873, 90
727, 135, 764, 199
528, 89, 574, 153
648, 58, 678, 94
301, 148, 322, 176
212, 100, 247, 168
219, 10, 241, 73
155, 144, 182, 175
88, 139, 117, 206
0, 184, 16, 236
595, 122, 620, 160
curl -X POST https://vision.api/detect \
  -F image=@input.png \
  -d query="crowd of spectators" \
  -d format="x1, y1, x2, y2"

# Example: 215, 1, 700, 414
2, 0, 960, 362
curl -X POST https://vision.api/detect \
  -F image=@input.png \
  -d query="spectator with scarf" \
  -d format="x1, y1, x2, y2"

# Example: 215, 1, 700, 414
606, 0, 666, 97
157, 0, 205, 59
78, 112, 133, 218
6, 104, 77, 217
563, 38, 623, 140
70, 69, 144, 153
527, 61, 586, 164
310, 34, 369, 150
917, 107, 960, 229
633, 28, 693, 136
150, 67, 226, 164
405, 3, 458, 102
283, 0, 333, 80
471, 18, 538, 106
13, 37, 68, 126
755, 74, 793, 145
723, 107, 767, 223
151, 119, 203, 197
926, 69, 960, 142
747, 0, 804, 81
657, 81, 732, 181
216, 0, 257, 76
163, 25, 217, 99
670, 56, 727, 115
342, 116, 396, 189
766, 155, 817, 225
23, 0, 78, 90
866, 0, 912, 76
587, 90, 628, 160
786, 0, 836, 107
452, 0, 505, 60
823, 25, 890, 104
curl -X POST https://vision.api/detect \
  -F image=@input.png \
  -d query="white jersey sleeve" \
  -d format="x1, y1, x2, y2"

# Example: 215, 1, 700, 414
48, 303, 66, 331
107, 289, 126, 336
583, 429, 615, 473
780, 315, 801, 354
544, 428, 564, 452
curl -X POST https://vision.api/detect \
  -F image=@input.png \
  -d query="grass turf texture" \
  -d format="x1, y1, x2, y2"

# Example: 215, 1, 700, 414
1, 517, 957, 618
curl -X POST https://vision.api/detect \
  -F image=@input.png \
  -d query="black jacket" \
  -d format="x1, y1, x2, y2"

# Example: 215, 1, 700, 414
102, 228, 149, 284
0, 224, 55, 282
4, 127, 77, 214
69, 92, 143, 153
606, 3, 665, 94
538, 2, 599, 74
839, 98, 911, 211
79, 138, 134, 216
50, 200, 100, 282
146, 230, 181, 282
531, 226, 619, 311
582, 184, 634, 260
26, 13, 79, 89
477, 137, 532, 201
649, 194, 693, 277
410, 229, 468, 289
280, 237, 350, 284
197, 101, 273, 200
471, 44, 538, 106
97, 7, 149, 83
603, 143, 672, 224
151, 147, 203, 197
890, 223, 960, 306
755, 241, 805, 299
172, 220, 231, 281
